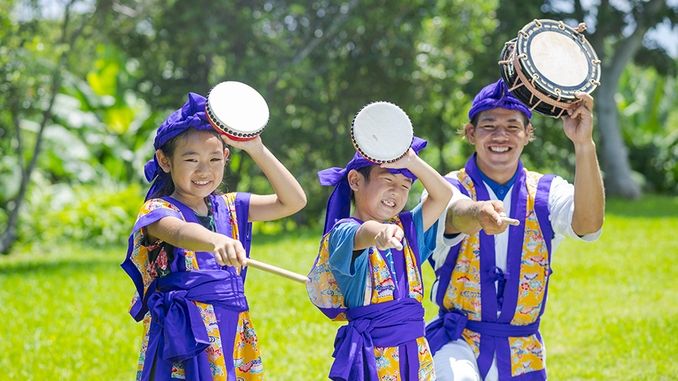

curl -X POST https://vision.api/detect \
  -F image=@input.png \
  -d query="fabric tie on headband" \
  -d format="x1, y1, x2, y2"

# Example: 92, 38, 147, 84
467, 78, 532, 121
143, 92, 216, 200
318, 137, 427, 235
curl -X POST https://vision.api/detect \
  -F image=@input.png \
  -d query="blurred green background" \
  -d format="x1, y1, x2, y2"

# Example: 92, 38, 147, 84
1, 0, 678, 379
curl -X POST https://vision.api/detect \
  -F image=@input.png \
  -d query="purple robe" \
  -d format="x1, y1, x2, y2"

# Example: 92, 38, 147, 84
121, 193, 255, 381
324, 212, 429, 381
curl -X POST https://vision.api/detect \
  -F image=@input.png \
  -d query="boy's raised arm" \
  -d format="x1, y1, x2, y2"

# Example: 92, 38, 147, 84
383, 148, 453, 231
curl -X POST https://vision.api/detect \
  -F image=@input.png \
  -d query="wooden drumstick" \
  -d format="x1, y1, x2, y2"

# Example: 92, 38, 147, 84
501, 216, 520, 226
389, 237, 403, 251
245, 258, 309, 284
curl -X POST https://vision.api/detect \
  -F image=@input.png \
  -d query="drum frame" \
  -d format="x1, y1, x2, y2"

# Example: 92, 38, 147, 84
499, 19, 601, 118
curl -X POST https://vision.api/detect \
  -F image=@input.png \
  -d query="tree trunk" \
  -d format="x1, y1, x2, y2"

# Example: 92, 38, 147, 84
589, 0, 666, 199
596, 81, 641, 199
0, 0, 91, 254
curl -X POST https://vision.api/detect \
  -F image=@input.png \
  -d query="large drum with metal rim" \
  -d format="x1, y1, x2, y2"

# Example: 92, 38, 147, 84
499, 19, 601, 118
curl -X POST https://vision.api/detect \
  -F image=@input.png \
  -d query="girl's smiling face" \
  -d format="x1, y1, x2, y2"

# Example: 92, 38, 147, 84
349, 166, 412, 222
157, 129, 229, 213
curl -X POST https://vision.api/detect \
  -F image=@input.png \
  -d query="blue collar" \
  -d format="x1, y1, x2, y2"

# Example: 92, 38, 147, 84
476, 163, 519, 201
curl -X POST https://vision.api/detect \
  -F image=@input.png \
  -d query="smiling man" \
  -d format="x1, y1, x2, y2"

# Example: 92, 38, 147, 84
424, 78, 605, 381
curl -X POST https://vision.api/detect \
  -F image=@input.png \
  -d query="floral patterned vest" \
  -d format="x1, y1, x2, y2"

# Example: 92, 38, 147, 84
432, 156, 555, 381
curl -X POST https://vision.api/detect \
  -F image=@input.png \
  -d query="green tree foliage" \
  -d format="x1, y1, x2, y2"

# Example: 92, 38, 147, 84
0, 1, 157, 253
618, 64, 678, 194
2, 0, 678, 254
100, 0, 499, 225
468, 0, 678, 194
0, 0, 96, 253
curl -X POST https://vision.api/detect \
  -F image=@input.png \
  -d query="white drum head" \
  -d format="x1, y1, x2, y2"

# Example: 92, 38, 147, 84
206, 81, 269, 139
529, 32, 589, 87
351, 101, 413, 163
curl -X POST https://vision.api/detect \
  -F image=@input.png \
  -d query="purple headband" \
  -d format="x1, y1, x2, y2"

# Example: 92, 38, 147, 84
143, 92, 216, 200
468, 78, 532, 121
317, 136, 427, 234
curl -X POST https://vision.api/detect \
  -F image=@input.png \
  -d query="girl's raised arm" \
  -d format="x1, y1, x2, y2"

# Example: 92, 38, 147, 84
224, 136, 307, 222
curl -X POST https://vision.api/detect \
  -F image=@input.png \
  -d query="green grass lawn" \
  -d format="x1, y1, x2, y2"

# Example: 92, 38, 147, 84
1, 195, 677, 380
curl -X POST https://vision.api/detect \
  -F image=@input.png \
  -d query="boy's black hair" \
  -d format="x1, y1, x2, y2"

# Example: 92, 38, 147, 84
349, 165, 376, 202
149, 127, 227, 199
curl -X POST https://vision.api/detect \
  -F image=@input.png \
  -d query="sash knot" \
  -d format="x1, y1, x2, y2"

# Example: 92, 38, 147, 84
148, 290, 211, 363
329, 299, 424, 381
425, 309, 469, 355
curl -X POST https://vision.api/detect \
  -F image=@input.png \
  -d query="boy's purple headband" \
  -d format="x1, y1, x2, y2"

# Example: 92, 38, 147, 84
143, 92, 216, 200
317, 136, 427, 235
468, 78, 532, 121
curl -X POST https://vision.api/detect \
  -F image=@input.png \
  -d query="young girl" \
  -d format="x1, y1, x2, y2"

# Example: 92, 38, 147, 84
307, 137, 457, 381
121, 92, 306, 381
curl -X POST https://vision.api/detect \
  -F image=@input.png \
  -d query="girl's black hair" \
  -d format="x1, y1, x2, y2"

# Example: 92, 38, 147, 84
149, 127, 227, 199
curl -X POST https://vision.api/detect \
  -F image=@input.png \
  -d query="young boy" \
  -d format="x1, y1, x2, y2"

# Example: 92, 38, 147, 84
307, 137, 458, 381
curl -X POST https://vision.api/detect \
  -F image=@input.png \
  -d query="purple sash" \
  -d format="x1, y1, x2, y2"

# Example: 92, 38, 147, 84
147, 271, 248, 363
324, 211, 426, 381
427, 154, 554, 381
122, 193, 253, 381
330, 298, 425, 381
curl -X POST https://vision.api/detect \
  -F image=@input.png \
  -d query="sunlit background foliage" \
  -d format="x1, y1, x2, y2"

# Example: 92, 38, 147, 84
0, 0, 676, 252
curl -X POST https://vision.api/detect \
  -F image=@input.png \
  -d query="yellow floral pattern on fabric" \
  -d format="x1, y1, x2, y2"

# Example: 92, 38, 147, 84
306, 234, 349, 321
441, 169, 549, 377
129, 194, 263, 380
233, 311, 264, 379
373, 337, 435, 381
135, 314, 152, 380
442, 171, 482, 321
306, 216, 432, 380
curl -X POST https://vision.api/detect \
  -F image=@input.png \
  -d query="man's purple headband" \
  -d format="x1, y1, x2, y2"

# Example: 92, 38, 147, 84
317, 137, 427, 235
143, 92, 216, 200
468, 78, 532, 121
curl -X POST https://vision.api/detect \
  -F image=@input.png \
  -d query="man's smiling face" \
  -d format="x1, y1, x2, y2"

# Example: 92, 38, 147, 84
466, 107, 531, 184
